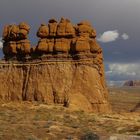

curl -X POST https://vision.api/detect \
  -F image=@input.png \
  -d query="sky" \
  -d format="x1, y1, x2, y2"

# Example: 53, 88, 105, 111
0, 0, 140, 86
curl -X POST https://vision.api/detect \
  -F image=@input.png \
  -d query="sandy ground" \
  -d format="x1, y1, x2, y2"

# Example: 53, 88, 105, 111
0, 87, 139, 140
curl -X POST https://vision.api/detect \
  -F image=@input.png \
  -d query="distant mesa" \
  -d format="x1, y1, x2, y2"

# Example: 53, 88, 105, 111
123, 80, 140, 87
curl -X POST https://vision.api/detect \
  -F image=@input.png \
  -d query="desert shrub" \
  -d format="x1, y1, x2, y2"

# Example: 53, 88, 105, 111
80, 132, 99, 140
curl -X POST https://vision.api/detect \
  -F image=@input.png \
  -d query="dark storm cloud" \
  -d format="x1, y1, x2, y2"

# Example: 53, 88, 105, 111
0, 0, 140, 83
0, 0, 140, 33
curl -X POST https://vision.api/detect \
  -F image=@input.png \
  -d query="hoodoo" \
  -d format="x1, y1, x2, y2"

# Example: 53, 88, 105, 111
2, 22, 31, 60
0, 18, 111, 113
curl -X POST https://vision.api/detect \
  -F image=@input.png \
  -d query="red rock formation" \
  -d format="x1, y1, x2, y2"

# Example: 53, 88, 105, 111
90, 39, 101, 53
19, 39, 30, 55
77, 21, 95, 37
0, 19, 111, 113
36, 39, 49, 53
18, 22, 30, 40
54, 38, 71, 53
56, 18, 75, 37
2, 25, 9, 41
74, 36, 90, 52
47, 38, 54, 53
48, 18, 58, 37
2, 22, 31, 59
37, 24, 49, 38
2, 24, 19, 51
3, 41, 17, 56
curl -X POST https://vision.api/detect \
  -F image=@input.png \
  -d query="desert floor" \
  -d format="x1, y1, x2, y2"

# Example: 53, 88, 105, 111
0, 87, 139, 140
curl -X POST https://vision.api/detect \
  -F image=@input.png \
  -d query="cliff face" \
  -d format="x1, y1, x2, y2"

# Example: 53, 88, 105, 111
0, 56, 110, 112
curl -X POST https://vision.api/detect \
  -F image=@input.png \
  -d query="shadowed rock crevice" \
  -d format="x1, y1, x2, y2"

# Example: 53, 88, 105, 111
22, 65, 31, 101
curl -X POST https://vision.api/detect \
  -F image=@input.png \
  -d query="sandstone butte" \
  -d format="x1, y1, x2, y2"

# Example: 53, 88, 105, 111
123, 80, 140, 87
0, 18, 111, 113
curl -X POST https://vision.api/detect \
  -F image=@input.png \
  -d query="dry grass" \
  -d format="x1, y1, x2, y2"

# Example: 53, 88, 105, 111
109, 86, 140, 112
0, 87, 139, 140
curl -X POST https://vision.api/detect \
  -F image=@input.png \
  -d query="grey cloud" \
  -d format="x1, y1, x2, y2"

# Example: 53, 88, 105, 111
105, 63, 140, 82
0, 40, 3, 49
97, 30, 129, 43
107, 80, 124, 87
121, 33, 129, 40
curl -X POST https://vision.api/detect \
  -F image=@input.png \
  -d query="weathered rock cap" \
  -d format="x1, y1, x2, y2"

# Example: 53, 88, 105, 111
2, 25, 10, 41
3, 41, 17, 56
18, 22, 30, 40
56, 17, 75, 37
48, 18, 58, 37
36, 23, 49, 38
2, 22, 30, 41
19, 22, 30, 31
48, 18, 57, 23
77, 21, 92, 26
77, 20, 96, 38
17, 39, 31, 55
2, 24, 19, 41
